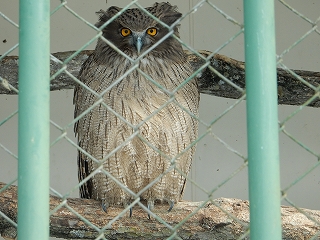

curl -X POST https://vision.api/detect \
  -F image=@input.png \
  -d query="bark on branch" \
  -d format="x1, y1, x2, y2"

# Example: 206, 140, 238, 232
1, 183, 320, 239
1, 50, 319, 107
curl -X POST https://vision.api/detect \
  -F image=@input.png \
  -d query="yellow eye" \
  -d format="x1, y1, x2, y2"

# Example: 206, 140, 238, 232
146, 28, 157, 36
121, 28, 131, 37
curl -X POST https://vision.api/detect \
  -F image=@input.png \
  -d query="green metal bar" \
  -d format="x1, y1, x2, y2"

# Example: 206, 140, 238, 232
18, 0, 50, 239
243, 0, 281, 239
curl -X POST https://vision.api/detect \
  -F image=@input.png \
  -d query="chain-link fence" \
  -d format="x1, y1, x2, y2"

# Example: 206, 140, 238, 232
0, 0, 320, 239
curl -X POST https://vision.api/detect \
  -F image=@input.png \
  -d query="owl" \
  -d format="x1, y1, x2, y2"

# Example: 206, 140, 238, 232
74, 2, 199, 215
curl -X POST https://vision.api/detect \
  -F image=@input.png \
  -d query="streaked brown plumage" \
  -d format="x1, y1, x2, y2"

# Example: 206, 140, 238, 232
74, 2, 199, 211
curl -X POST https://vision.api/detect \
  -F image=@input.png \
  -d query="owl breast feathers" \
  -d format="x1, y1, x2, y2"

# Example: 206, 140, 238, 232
74, 2, 199, 211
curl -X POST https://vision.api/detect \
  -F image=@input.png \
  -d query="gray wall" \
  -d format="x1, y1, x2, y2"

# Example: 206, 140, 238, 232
1, 1, 319, 239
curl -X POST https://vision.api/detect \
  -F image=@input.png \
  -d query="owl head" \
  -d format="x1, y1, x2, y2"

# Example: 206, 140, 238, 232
95, 2, 183, 56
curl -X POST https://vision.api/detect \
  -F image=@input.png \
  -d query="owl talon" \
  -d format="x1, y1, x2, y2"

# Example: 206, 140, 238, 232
168, 200, 174, 212
147, 201, 153, 220
102, 203, 108, 213
147, 204, 151, 220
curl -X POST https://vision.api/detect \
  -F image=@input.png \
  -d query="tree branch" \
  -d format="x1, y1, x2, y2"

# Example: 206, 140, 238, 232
1, 50, 319, 107
1, 182, 320, 239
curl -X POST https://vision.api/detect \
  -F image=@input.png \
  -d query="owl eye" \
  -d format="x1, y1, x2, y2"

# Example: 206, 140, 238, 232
121, 28, 131, 37
146, 28, 157, 36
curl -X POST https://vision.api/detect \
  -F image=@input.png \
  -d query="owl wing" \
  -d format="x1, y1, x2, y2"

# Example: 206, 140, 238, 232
73, 53, 97, 199
77, 150, 93, 199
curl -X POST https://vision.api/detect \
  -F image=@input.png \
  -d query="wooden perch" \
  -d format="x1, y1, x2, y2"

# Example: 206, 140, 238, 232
1, 50, 319, 107
1, 183, 320, 239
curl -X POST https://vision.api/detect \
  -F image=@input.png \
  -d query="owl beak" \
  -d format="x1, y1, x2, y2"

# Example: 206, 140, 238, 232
132, 32, 145, 55
135, 37, 143, 55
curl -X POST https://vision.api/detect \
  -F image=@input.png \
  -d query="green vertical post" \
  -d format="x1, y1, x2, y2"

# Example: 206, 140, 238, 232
243, 0, 281, 239
18, 0, 50, 239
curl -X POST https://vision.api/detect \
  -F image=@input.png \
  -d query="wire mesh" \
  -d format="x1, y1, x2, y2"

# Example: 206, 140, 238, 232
276, 1, 320, 236
0, 7, 19, 238
0, 0, 320, 239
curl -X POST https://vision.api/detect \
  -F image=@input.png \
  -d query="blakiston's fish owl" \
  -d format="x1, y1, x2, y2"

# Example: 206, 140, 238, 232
74, 2, 199, 212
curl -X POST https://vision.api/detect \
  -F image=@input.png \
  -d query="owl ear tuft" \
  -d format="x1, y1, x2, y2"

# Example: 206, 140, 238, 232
153, 3, 182, 26
161, 11, 182, 26
95, 6, 122, 28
